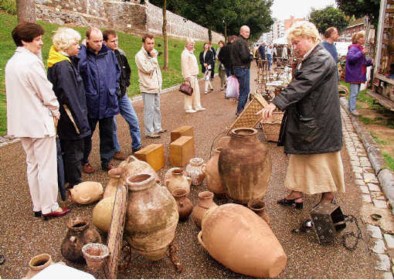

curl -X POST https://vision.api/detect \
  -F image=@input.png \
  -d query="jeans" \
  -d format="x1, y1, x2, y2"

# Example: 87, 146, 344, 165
233, 66, 251, 114
83, 117, 115, 167
113, 94, 141, 151
142, 92, 163, 134
60, 138, 84, 185
349, 83, 361, 112
266, 54, 272, 70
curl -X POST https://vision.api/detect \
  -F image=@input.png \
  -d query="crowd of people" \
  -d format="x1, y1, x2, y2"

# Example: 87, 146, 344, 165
5, 19, 372, 221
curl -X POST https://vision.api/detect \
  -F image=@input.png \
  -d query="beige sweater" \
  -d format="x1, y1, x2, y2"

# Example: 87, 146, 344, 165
135, 47, 162, 94
181, 48, 199, 79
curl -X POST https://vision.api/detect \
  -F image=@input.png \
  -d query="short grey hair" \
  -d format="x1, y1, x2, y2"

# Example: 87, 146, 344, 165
52, 27, 81, 52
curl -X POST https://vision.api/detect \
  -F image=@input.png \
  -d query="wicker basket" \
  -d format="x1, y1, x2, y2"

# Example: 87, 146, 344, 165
262, 112, 284, 142
228, 93, 269, 133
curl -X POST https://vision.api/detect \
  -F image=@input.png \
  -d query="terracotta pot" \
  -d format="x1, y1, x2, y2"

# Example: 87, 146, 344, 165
92, 195, 116, 233
172, 188, 193, 221
191, 191, 217, 228
203, 148, 226, 197
125, 173, 178, 261
70, 181, 103, 205
82, 243, 109, 272
248, 199, 270, 225
61, 217, 102, 263
185, 158, 206, 186
218, 128, 271, 204
165, 168, 191, 196
198, 203, 287, 278
24, 253, 54, 279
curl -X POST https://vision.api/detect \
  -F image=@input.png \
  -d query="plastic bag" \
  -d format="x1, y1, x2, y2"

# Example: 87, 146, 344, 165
226, 75, 239, 99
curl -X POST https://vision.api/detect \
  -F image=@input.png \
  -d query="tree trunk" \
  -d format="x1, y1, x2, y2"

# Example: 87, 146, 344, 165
162, 0, 169, 70
17, 0, 36, 23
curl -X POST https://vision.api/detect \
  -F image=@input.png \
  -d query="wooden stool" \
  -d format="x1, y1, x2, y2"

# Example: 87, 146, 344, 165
169, 136, 195, 167
134, 144, 165, 171
170, 126, 194, 142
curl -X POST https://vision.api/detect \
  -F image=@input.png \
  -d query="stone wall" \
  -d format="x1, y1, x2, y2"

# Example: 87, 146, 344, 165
35, 0, 224, 42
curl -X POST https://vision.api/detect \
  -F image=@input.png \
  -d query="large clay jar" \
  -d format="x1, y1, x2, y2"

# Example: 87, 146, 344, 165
172, 188, 193, 221
24, 253, 54, 279
248, 198, 270, 225
125, 173, 178, 261
92, 195, 116, 233
165, 168, 191, 195
218, 128, 271, 204
198, 203, 287, 278
191, 191, 217, 228
61, 217, 102, 263
203, 148, 226, 197
185, 158, 206, 186
70, 181, 103, 205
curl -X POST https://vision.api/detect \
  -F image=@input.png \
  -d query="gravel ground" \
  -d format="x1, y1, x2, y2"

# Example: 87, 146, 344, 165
0, 64, 379, 279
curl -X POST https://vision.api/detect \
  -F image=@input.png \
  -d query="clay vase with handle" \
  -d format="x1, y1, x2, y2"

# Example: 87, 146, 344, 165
165, 167, 191, 196
172, 187, 193, 221
191, 191, 217, 228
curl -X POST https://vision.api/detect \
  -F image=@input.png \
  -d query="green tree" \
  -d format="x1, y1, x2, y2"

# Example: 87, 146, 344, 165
336, 0, 380, 27
309, 6, 349, 34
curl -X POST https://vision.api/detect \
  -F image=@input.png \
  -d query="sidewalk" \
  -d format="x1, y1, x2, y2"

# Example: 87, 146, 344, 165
0, 64, 392, 278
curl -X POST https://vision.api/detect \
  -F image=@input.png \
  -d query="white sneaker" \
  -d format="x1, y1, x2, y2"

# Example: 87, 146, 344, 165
351, 110, 360, 116
185, 109, 196, 113
195, 107, 206, 111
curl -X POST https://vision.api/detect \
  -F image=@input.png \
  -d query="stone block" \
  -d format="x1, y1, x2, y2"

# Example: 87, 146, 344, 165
170, 126, 194, 142
367, 224, 383, 239
169, 136, 195, 167
134, 144, 165, 171
384, 234, 394, 249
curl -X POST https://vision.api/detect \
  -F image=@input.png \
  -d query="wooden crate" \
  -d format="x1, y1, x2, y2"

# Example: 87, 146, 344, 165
134, 144, 165, 171
170, 126, 194, 142
262, 112, 284, 142
169, 136, 195, 167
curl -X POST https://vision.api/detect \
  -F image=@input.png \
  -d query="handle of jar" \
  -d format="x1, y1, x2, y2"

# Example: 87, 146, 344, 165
197, 231, 207, 251
201, 163, 206, 175
70, 236, 77, 243
186, 176, 192, 186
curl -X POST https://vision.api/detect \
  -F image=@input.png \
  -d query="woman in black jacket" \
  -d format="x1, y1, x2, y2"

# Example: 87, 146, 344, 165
199, 42, 214, 94
258, 21, 344, 209
47, 27, 91, 189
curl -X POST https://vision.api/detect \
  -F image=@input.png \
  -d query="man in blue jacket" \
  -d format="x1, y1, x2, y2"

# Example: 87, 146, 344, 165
78, 27, 120, 172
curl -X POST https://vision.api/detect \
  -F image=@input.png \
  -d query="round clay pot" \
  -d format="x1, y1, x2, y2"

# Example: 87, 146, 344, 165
61, 216, 102, 263
82, 243, 109, 272
198, 203, 287, 278
247, 199, 270, 225
25, 253, 53, 279
165, 168, 191, 196
203, 148, 226, 197
70, 181, 103, 205
218, 128, 271, 204
172, 188, 193, 222
191, 191, 217, 228
125, 173, 178, 261
92, 195, 116, 233
185, 158, 206, 186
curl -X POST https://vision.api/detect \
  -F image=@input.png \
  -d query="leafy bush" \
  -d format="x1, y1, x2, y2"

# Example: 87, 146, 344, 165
0, 0, 16, 15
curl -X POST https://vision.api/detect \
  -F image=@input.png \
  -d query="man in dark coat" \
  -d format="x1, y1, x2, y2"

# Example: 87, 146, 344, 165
78, 27, 120, 172
218, 35, 237, 77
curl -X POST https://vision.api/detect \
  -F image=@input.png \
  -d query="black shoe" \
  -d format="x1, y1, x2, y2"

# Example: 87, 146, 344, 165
277, 197, 303, 209
132, 145, 142, 153
33, 211, 42, 218
102, 162, 115, 171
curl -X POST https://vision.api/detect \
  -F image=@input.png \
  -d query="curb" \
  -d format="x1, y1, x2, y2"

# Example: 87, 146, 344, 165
340, 97, 394, 213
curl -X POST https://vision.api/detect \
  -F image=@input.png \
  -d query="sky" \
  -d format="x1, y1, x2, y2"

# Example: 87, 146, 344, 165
271, 0, 337, 20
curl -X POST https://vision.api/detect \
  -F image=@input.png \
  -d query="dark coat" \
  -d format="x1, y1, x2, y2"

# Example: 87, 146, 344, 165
48, 57, 91, 140
199, 50, 215, 73
272, 44, 342, 154
231, 35, 253, 68
258, 45, 266, 60
114, 48, 131, 97
218, 43, 233, 71
78, 44, 120, 120
345, 44, 373, 84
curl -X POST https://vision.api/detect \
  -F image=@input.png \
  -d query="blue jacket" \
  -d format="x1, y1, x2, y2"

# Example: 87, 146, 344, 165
78, 44, 120, 119
345, 44, 373, 84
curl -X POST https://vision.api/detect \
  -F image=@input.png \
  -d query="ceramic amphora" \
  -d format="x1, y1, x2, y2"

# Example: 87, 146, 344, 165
191, 191, 217, 228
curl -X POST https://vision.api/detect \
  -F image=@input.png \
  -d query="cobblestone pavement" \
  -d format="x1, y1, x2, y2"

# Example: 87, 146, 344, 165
0, 64, 393, 278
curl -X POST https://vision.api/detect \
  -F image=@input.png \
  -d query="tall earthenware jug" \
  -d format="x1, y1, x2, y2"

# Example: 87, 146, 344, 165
203, 148, 226, 197
125, 173, 179, 261
218, 128, 271, 204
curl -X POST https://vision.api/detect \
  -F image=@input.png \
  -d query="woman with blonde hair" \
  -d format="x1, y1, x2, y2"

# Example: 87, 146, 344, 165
345, 31, 373, 116
258, 21, 345, 209
181, 38, 206, 113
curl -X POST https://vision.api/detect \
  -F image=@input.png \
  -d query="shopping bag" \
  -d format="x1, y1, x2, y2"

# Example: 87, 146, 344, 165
226, 75, 239, 99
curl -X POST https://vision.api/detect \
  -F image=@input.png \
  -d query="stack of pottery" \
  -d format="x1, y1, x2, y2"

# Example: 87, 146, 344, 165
61, 217, 102, 263
164, 167, 191, 195
218, 128, 271, 204
198, 203, 287, 278
202, 148, 226, 197
185, 158, 206, 186
69, 181, 103, 205
125, 173, 178, 261
191, 191, 217, 228
24, 253, 54, 279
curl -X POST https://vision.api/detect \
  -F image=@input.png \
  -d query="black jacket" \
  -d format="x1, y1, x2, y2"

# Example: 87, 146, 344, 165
218, 43, 233, 71
199, 50, 215, 73
114, 49, 131, 97
231, 35, 253, 68
273, 44, 342, 154
48, 57, 91, 140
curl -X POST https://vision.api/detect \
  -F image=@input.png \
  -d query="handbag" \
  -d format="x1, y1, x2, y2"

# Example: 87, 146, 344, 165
179, 81, 193, 96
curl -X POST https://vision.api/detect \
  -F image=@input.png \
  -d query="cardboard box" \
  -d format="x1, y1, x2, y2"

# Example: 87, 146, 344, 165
170, 126, 194, 142
134, 144, 165, 171
169, 136, 195, 166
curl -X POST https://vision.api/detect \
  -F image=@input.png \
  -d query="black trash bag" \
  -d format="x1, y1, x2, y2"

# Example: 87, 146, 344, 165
56, 137, 67, 201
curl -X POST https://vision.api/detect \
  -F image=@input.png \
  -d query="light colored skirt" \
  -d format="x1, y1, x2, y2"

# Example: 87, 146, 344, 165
284, 151, 345, 195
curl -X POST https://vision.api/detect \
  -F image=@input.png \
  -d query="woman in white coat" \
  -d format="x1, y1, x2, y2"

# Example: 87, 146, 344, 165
5, 22, 70, 219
